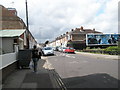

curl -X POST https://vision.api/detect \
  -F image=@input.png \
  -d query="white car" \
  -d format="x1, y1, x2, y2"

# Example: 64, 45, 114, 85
58, 47, 63, 52
42, 47, 54, 56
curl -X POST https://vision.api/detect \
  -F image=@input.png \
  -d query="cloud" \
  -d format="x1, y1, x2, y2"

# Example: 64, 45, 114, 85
86, 0, 118, 33
0, 0, 118, 43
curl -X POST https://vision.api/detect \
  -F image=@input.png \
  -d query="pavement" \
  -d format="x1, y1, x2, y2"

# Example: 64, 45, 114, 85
2, 57, 67, 90
75, 51, 119, 60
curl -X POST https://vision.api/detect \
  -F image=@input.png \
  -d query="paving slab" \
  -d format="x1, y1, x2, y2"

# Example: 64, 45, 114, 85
2, 58, 56, 89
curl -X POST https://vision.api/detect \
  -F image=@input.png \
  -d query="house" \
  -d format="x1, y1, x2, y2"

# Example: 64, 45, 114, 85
0, 29, 26, 82
0, 5, 38, 83
0, 29, 26, 54
0, 5, 26, 29
47, 26, 102, 50
0, 29, 37, 54
66, 26, 102, 49
0, 5, 37, 49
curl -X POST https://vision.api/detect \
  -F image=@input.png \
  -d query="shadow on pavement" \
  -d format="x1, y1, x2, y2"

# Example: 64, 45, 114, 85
38, 59, 46, 68
62, 73, 119, 88
2, 59, 55, 89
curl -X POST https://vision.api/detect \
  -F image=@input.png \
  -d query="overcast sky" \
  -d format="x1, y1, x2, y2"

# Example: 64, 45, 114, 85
0, 0, 119, 43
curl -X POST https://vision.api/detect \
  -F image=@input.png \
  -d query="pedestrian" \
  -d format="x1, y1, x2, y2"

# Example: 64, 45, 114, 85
31, 45, 40, 72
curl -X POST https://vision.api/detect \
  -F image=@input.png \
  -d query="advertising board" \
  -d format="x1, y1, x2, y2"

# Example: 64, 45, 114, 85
86, 34, 120, 46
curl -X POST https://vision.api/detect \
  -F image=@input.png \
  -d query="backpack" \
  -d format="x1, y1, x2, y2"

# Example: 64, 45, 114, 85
32, 49, 39, 58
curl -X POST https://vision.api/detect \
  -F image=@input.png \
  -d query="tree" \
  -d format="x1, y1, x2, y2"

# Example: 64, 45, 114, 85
44, 40, 49, 44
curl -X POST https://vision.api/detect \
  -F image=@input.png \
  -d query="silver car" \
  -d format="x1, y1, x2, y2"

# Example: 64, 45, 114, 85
42, 47, 54, 56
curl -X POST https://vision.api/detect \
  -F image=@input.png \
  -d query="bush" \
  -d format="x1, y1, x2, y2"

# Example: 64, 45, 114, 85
81, 46, 120, 55
105, 46, 120, 51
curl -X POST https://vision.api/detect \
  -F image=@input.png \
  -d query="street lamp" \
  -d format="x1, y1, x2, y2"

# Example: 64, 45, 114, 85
25, 0, 29, 49
25, 0, 29, 30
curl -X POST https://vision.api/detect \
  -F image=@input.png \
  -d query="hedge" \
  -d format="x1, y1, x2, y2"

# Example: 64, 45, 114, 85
82, 46, 120, 55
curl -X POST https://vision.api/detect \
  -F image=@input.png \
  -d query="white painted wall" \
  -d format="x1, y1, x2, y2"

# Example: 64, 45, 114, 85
19, 38, 24, 50
62, 41, 67, 47
0, 52, 17, 70
0, 6, 2, 87
2, 38, 14, 54
0, 38, 2, 55
0, 38, 2, 89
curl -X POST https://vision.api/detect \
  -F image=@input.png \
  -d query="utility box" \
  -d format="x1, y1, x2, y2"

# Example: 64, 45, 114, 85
18, 49, 32, 69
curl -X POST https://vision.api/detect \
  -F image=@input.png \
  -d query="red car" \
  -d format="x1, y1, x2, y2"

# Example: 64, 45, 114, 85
64, 47, 75, 53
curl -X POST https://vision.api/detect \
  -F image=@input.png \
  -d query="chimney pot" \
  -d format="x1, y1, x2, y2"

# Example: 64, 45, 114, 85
71, 29, 74, 31
80, 26, 83, 30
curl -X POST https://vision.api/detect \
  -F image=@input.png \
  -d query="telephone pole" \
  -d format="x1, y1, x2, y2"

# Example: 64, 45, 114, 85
25, 0, 29, 49
25, 0, 29, 30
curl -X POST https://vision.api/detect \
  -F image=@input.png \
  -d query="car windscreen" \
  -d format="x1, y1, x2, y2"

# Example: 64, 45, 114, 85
69, 47, 74, 49
63, 47, 68, 49
44, 47, 52, 50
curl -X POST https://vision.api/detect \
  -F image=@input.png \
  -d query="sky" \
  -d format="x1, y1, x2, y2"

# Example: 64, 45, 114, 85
0, 0, 119, 43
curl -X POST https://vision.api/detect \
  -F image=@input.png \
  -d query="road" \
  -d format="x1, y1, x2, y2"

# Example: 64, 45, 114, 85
43, 51, 119, 88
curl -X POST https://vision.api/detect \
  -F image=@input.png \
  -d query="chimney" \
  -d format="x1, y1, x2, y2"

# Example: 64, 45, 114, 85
71, 29, 74, 31
80, 26, 83, 30
93, 28, 95, 31
7, 8, 17, 16
66, 32, 68, 34
75, 28, 78, 30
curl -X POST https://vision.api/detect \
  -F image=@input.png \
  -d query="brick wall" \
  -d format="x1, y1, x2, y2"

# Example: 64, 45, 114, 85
0, 5, 26, 29
72, 34, 86, 41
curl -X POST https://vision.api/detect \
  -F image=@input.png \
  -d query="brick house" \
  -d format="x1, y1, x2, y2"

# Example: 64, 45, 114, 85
0, 5, 37, 49
47, 26, 102, 50
66, 26, 102, 49
0, 5, 26, 29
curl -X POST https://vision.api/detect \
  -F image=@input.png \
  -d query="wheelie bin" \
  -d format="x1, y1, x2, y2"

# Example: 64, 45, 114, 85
18, 49, 32, 69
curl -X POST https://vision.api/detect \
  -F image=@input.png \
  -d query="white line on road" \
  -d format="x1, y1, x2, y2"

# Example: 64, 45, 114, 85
66, 55, 75, 58
55, 52, 76, 58
42, 57, 54, 70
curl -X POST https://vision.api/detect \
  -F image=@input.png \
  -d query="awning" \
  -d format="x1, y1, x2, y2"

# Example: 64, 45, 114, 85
0, 29, 26, 37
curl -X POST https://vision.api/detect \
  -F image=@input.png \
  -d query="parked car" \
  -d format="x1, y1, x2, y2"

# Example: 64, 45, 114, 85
64, 47, 75, 53
58, 47, 63, 52
62, 47, 68, 53
54, 46, 59, 51
52, 47, 56, 51
42, 47, 54, 56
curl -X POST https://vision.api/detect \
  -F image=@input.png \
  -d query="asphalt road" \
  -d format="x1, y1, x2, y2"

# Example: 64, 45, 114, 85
44, 51, 119, 88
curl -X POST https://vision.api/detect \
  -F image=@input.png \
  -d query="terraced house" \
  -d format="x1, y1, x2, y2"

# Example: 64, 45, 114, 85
47, 26, 102, 50
0, 5, 37, 50
0, 5, 37, 82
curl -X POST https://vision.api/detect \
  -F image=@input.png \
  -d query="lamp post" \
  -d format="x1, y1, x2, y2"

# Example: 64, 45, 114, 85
25, 0, 29, 30
25, 0, 29, 49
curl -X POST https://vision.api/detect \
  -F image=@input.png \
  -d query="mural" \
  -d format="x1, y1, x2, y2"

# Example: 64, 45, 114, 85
86, 34, 120, 46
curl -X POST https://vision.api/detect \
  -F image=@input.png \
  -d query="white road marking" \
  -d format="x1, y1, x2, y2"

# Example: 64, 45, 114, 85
43, 58, 54, 70
56, 52, 75, 58
66, 55, 75, 58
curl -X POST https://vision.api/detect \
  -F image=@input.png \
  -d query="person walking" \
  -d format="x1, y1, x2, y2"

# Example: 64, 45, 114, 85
31, 45, 40, 72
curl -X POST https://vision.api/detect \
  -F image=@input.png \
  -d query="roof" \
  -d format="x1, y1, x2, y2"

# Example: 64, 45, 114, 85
70, 29, 102, 34
0, 29, 26, 37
